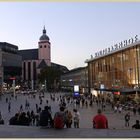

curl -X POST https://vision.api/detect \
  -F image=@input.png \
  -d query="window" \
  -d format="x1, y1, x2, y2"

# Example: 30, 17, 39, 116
44, 45, 46, 48
40, 45, 42, 48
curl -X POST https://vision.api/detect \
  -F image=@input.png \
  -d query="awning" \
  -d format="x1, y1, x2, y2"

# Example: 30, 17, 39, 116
94, 88, 120, 92
93, 88, 140, 95
120, 88, 140, 94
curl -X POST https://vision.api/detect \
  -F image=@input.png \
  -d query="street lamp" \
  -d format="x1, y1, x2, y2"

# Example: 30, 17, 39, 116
45, 79, 47, 92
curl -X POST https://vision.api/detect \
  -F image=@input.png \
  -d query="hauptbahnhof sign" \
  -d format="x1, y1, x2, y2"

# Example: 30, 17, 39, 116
94, 35, 138, 58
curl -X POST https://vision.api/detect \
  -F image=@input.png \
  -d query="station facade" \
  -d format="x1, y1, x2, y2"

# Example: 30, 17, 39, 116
86, 35, 140, 99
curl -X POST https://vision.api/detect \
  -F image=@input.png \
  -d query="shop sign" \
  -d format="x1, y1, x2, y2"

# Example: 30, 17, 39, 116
114, 92, 120, 95
95, 35, 139, 58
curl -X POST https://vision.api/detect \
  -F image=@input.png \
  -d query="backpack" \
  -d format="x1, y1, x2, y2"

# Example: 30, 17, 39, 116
54, 113, 64, 129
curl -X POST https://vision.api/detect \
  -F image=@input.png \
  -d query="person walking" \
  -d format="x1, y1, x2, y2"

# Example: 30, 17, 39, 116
118, 105, 122, 113
133, 107, 136, 116
0, 111, 4, 125
125, 112, 130, 127
20, 104, 23, 112
92, 109, 108, 129
114, 105, 118, 113
8, 101, 11, 113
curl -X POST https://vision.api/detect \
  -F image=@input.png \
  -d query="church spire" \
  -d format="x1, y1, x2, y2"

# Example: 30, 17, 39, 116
43, 25, 46, 35
39, 26, 50, 41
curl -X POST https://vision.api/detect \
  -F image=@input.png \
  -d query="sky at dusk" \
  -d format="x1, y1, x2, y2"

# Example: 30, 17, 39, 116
0, 2, 140, 70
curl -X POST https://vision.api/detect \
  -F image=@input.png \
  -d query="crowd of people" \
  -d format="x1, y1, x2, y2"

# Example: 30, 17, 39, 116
0, 91, 140, 129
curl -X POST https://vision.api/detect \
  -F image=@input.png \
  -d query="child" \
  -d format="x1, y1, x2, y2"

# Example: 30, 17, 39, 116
73, 109, 80, 128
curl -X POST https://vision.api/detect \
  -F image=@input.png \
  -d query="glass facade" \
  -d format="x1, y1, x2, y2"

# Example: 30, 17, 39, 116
88, 44, 140, 91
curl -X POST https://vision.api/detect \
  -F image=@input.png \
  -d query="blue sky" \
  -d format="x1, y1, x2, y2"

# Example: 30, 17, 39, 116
0, 2, 140, 70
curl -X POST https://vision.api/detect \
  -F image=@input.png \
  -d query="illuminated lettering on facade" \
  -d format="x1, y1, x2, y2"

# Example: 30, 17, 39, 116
94, 35, 138, 58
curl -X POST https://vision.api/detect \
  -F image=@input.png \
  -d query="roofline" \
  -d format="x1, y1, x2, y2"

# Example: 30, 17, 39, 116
51, 62, 69, 69
0, 42, 18, 49
85, 40, 140, 63
19, 48, 38, 51
62, 66, 87, 75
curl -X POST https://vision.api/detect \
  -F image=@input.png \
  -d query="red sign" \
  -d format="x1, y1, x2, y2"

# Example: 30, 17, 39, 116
114, 92, 120, 95
9, 77, 16, 80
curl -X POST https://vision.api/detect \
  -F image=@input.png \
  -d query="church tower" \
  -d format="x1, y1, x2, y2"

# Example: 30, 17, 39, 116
38, 26, 51, 66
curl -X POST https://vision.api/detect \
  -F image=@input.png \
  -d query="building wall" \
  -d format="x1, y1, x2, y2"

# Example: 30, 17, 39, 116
0, 44, 22, 87
61, 67, 88, 93
22, 60, 38, 81
0, 50, 2, 84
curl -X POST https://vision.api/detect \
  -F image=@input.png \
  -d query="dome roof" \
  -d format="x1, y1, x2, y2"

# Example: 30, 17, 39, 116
40, 34, 50, 41
39, 26, 50, 41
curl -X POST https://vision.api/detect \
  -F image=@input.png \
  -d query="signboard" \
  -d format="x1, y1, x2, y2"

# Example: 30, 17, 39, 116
74, 85, 80, 96
100, 84, 105, 89
9, 77, 16, 80
114, 92, 120, 95
94, 35, 138, 58
74, 85, 79, 92
73, 92, 80, 96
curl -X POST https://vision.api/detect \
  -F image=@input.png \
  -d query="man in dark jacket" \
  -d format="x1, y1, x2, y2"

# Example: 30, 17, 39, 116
9, 113, 19, 125
40, 106, 53, 127
18, 112, 30, 126
132, 120, 140, 129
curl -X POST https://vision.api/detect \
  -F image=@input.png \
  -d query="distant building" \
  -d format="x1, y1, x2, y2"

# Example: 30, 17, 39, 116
18, 26, 68, 89
0, 42, 22, 87
61, 67, 88, 94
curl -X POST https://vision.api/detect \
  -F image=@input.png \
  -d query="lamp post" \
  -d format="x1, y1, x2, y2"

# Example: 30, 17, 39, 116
45, 79, 47, 92
62, 80, 66, 91
10, 77, 16, 97
31, 79, 34, 91
69, 79, 73, 92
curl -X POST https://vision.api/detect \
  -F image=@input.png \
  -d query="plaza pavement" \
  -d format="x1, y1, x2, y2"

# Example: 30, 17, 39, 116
0, 92, 140, 138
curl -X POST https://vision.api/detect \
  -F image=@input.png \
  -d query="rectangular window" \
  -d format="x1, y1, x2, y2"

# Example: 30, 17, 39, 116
23, 62, 26, 80
33, 62, 36, 80
28, 62, 31, 81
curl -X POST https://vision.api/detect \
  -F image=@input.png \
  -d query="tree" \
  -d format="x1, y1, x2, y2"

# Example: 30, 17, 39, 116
38, 66, 63, 91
